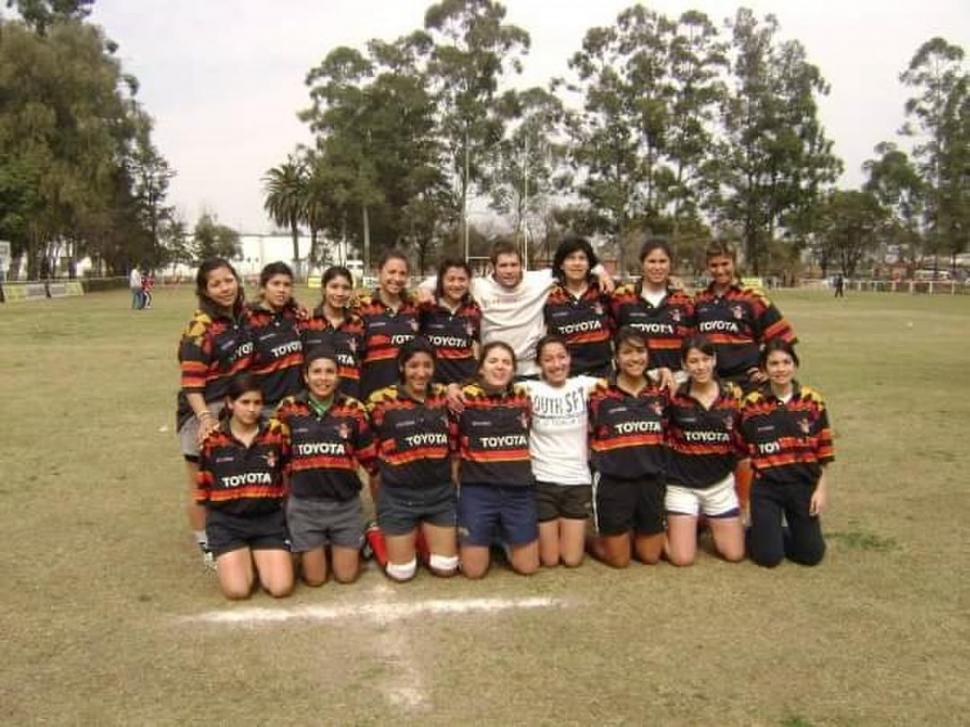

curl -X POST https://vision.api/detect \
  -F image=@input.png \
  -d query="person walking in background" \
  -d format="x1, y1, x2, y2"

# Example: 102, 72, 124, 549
142, 270, 155, 309
129, 267, 143, 309
834, 274, 845, 298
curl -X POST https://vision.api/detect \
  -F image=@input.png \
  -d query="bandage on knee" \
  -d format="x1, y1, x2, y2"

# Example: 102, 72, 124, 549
428, 553, 459, 573
385, 558, 417, 581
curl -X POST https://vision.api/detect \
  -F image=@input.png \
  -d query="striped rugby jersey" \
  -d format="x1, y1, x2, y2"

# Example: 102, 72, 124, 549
740, 383, 834, 487
195, 419, 288, 516
666, 380, 745, 488
299, 307, 365, 399
588, 379, 669, 479
693, 283, 796, 380
544, 281, 613, 377
366, 383, 456, 487
246, 302, 303, 406
355, 290, 420, 400
456, 382, 533, 487
609, 283, 695, 371
419, 299, 481, 385
275, 392, 376, 502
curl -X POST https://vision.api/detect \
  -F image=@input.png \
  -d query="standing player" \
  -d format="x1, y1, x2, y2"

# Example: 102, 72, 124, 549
740, 340, 833, 567
300, 266, 365, 399
365, 338, 459, 581
355, 250, 420, 400
610, 239, 693, 388
543, 236, 613, 378
587, 328, 669, 568
454, 342, 538, 578
275, 348, 376, 586
195, 374, 293, 600
420, 258, 481, 385
176, 258, 252, 568
246, 262, 303, 414
664, 335, 746, 566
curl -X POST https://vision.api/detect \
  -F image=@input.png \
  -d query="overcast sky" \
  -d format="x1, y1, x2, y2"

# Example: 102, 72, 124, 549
89, 0, 969, 233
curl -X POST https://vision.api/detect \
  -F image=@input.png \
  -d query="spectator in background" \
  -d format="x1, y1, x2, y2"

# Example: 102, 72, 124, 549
142, 270, 156, 309
833, 274, 845, 298
129, 267, 143, 310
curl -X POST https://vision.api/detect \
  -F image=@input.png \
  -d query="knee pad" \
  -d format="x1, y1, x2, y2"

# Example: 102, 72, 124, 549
428, 553, 459, 574
385, 558, 417, 582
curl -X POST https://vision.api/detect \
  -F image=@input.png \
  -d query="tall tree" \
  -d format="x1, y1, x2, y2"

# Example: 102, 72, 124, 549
814, 189, 886, 278
193, 212, 240, 262
864, 142, 925, 264
262, 155, 307, 274
5, 0, 93, 35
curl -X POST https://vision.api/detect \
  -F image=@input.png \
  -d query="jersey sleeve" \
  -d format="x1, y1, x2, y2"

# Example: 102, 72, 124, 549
750, 290, 796, 345
194, 435, 215, 504
353, 406, 377, 467
178, 314, 212, 393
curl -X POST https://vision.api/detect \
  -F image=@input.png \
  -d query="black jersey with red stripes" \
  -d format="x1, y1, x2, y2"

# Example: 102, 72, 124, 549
666, 380, 745, 488
299, 307, 365, 399
544, 282, 613, 377
456, 382, 533, 487
693, 283, 796, 380
366, 383, 456, 487
355, 290, 420, 400
588, 379, 668, 479
275, 392, 376, 502
609, 283, 694, 371
176, 304, 253, 428
195, 419, 288, 516
246, 302, 303, 406
740, 383, 834, 487
419, 299, 481, 385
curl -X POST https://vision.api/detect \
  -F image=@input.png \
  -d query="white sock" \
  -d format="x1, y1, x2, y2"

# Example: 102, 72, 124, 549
194, 530, 208, 547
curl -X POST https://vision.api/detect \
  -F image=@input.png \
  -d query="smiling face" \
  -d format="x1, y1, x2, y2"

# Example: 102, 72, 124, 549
616, 339, 648, 379
684, 347, 716, 385
379, 257, 409, 298
261, 273, 293, 310
765, 349, 796, 389
560, 250, 590, 285
204, 266, 239, 309
402, 352, 435, 394
304, 357, 339, 399
538, 341, 571, 386
707, 254, 735, 288
228, 389, 263, 427
441, 266, 470, 305
479, 346, 515, 389
641, 247, 671, 287
493, 253, 523, 289
324, 274, 353, 310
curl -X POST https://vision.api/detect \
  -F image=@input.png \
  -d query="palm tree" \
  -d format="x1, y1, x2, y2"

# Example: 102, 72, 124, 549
263, 156, 307, 275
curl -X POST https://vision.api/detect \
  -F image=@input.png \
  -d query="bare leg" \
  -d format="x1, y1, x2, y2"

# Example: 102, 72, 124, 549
538, 520, 561, 567
709, 516, 745, 562
590, 533, 632, 568
665, 514, 699, 566
253, 549, 294, 597
508, 540, 540, 575
216, 548, 255, 600
460, 545, 490, 579
331, 546, 360, 584
300, 546, 328, 586
421, 523, 458, 577
559, 518, 588, 567
633, 532, 664, 565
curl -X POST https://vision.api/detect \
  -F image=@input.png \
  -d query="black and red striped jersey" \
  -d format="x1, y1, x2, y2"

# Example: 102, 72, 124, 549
355, 290, 420, 400
419, 298, 481, 385
365, 383, 456, 487
275, 392, 376, 502
195, 419, 288, 516
176, 305, 253, 428
588, 379, 668, 479
609, 282, 695, 371
693, 283, 797, 380
245, 302, 303, 406
666, 381, 745, 488
544, 282, 613, 377
299, 307, 365, 399
456, 382, 533, 487
740, 383, 834, 487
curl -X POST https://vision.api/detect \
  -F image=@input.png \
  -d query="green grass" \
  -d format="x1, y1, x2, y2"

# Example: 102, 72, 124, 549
1, 287, 969, 724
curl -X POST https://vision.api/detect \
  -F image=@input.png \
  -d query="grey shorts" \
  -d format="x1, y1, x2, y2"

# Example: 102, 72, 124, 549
286, 496, 364, 552
178, 401, 225, 459
377, 482, 457, 536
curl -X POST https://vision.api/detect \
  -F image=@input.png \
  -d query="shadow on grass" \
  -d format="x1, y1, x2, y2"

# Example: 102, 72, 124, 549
827, 527, 899, 553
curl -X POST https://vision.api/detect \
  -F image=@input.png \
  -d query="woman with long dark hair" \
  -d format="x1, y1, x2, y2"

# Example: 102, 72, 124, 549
420, 257, 481, 385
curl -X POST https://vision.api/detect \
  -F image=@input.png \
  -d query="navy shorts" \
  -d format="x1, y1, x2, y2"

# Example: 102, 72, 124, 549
205, 507, 289, 558
458, 483, 538, 547
378, 482, 457, 536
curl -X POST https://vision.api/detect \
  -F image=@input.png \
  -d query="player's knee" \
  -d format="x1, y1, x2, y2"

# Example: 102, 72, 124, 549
561, 553, 584, 568
386, 558, 418, 583
667, 551, 695, 567
428, 553, 458, 577
266, 580, 294, 598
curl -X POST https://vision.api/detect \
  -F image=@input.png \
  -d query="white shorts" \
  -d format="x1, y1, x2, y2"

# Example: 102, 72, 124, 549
665, 473, 740, 518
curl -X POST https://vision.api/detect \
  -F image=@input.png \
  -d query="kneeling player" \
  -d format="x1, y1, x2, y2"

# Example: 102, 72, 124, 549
195, 374, 293, 599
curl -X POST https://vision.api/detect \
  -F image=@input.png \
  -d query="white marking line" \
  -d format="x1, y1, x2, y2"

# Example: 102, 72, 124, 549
368, 583, 427, 711
182, 595, 561, 626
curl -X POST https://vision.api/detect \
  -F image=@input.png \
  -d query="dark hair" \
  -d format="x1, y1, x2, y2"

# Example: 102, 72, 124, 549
681, 334, 716, 361
614, 326, 648, 358
322, 265, 354, 289
489, 239, 521, 266
639, 238, 673, 264
195, 258, 244, 313
477, 341, 517, 383
553, 235, 598, 284
303, 346, 341, 376
760, 339, 800, 368
705, 240, 737, 262
397, 336, 437, 381
219, 373, 263, 420
259, 261, 294, 288
377, 248, 410, 272
435, 258, 473, 301
535, 334, 569, 364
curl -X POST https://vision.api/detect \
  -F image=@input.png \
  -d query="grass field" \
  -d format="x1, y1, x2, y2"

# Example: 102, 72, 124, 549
1, 287, 969, 725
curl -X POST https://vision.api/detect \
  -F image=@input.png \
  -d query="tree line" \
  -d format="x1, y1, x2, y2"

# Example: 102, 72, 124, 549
265, 1, 969, 278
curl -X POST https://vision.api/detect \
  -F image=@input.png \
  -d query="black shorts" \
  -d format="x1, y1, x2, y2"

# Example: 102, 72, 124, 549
205, 507, 289, 558
593, 472, 665, 537
536, 481, 593, 522
377, 482, 457, 536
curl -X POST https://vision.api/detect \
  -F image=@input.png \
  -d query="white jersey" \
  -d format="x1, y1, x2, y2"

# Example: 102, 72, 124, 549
521, 376, 601, 485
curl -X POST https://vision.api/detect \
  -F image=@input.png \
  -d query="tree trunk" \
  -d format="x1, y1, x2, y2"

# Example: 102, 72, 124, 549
289, 218, 301, 279
362, 205, 371, 272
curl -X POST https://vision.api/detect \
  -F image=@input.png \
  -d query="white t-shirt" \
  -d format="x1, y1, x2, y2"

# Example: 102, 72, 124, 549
522, 376, 601, 485
129, 269, 142, 290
